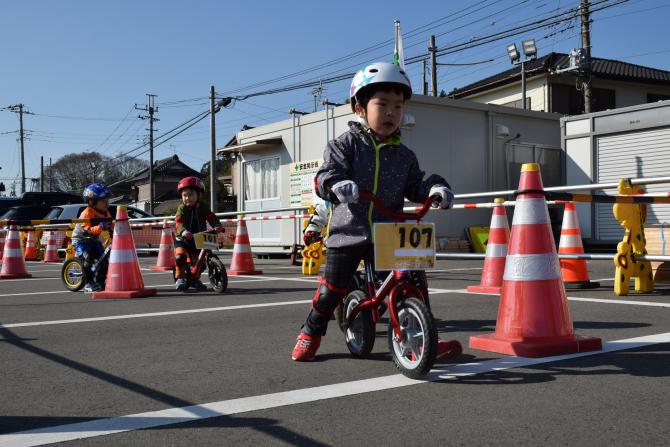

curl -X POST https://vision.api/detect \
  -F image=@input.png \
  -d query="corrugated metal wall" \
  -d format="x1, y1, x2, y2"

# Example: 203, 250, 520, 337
596, 126, 670, 240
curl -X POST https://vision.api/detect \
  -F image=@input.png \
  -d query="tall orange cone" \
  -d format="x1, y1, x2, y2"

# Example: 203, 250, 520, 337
0, 228, 5, 262
0, 225, 32, 279
150, 219, 176, 271
93, 206, 157, 299
24, 230, 38, 261
42, 231, 61, 263
559, 202, 599, 289
467, 198, 509, 294
227, 218, 262, 276
469, 163, 601, 357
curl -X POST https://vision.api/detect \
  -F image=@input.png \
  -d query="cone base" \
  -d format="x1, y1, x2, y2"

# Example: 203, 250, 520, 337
469, 333, 602, 358
228, 270, 263, 276
564, 281, 600, 290
150, 266, 174, 271
467, 285, 501, 294
24, 257, 38, 262
0, 273, 32, 279
92, 288, 158, 300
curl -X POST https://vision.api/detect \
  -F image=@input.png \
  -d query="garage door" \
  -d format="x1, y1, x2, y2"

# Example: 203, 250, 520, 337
596, 126, 670, 241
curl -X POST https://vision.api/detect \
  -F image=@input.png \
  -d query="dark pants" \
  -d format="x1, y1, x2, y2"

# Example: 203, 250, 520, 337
302, 244, 373, 336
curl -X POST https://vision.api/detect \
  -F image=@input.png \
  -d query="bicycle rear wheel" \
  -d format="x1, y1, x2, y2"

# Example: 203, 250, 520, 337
387, 297, 437, 379
343, 290, 375, 358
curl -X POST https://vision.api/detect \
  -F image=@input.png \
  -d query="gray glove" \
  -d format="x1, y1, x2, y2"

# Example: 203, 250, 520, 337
429, 185, 454, 209
332, 180, 359, 204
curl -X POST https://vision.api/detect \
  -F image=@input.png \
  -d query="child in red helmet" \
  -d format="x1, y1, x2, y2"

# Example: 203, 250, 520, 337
174, 176, 224, 291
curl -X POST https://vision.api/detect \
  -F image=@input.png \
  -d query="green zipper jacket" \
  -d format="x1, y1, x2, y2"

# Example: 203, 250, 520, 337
315, 122, 448, 248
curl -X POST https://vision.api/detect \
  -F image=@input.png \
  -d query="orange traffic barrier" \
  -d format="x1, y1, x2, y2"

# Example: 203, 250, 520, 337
24, 230, 38, 261
150, 220, 176, 271
469, 163, 602, 357
0, 225, 32, 279
93, 206, 157, 299
42, 231, 61, 263
228, 218, 262, 276
559, 202, 600, 289
0, 228, 5, 261
467, 198, 509, 294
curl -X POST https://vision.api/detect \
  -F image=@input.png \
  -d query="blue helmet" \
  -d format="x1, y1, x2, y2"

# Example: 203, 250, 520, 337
83, 183, 112, 202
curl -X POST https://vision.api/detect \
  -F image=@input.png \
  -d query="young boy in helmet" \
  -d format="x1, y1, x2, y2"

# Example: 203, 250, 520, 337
71, 183, 114, 293
174, 176, 224, 291
292, 62, 454, 361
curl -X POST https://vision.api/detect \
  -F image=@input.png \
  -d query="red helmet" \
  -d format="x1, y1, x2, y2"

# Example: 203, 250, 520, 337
177, 176, 205, 193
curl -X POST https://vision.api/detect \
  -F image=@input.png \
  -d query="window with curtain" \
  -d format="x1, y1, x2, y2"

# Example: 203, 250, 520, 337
244, 156, 279, 201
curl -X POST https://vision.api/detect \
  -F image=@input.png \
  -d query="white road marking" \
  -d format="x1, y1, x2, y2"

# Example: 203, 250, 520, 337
0, 299, 311, 329
1, 331, 667, 447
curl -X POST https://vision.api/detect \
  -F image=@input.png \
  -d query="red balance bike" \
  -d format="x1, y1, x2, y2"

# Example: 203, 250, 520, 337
173, 230, 228, 293
341, 191, 461, 379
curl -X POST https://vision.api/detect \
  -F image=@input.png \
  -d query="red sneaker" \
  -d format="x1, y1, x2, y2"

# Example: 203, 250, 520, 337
291, 333, 321, 361
436, 340, 462, 360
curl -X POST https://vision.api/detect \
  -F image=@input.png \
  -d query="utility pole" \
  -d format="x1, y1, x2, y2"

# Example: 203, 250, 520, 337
40, 156, 44, 192
429, 35, 437, 97
136, 94, 158, 214
210, 85, 217, 212
49, 157, 52, 192
580, 0, 592, 113
8, 104, 27, 194
422, 59, 428, 95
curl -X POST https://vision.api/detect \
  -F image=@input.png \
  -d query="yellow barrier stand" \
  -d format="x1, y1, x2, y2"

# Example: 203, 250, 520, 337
613, 179, 654, 296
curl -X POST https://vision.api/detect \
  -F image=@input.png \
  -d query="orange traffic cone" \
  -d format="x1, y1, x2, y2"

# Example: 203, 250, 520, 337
0, 225, 32, 279
228, 218, 262, 276
0, 228, 5, 262
42, 231, 61, 263
24, 230, 38, 261
150, 220, 176, 271
467, 198, 509, 294
93, 206, 157, 299
559, 202, 599, 289
469, 163, 601, 357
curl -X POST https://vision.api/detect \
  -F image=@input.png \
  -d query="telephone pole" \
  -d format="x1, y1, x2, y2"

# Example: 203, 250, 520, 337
210, 85, 217, 212
422, 59, 428, 95
580, 0, 592, 113
8, 104, 27, 194
429, 35, 437, 96
40, 156, 44, 192
136, 94, 159, 214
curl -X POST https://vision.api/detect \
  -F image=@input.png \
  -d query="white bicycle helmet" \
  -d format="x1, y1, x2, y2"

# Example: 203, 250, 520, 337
349, 62, 412, 112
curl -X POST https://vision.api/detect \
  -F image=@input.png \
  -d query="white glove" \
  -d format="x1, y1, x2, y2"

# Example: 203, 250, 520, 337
332, 180, 359, 204
429, 185, 454, 209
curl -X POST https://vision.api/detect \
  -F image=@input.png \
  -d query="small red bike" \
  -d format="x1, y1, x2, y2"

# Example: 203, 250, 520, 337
173, 230, 228, 293
341, 191, 461, 379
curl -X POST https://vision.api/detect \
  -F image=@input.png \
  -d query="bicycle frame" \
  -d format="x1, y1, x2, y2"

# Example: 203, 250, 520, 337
345, 190, 437, 343
187, 248, 211, 280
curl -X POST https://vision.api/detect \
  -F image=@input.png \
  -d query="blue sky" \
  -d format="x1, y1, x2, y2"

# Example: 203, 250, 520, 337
1, 0, 669, 192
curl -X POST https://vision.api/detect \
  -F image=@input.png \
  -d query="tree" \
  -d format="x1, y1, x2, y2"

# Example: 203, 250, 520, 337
200, 158, 235, 211
49, 151, 148, 194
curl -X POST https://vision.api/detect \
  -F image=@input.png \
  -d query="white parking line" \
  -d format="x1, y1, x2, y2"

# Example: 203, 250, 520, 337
1, 331, 667, 447
458, 288, 670, 307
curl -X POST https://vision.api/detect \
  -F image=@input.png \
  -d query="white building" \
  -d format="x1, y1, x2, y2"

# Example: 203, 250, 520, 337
219, 95, 562, 251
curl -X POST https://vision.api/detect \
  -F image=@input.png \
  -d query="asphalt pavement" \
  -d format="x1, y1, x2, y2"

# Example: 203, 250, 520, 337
0, 257, 668, 446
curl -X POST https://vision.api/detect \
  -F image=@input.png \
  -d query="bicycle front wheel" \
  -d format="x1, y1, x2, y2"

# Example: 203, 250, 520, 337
387, 297, 437, 379
61, 258, 85, 292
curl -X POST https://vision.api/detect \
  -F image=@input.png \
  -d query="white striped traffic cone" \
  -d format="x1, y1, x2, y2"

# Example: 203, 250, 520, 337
24, 230, 38, 261
0, 225, 32, 279
93, 206, 157, 299
150, 220, 176, 271
42, 231, 61, 263
467, 198, 509, 294
469, 163, 601, 357
228, 218, 262, 275
0, 228, 5, 262
559, 202, 599, 289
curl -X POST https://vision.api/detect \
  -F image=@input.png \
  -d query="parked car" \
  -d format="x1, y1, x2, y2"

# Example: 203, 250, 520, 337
44, 203, 155, 221
0, 191, 81, 221
42, 204, 159, 249
0, 205, 52, 221
0, 197, 23, 216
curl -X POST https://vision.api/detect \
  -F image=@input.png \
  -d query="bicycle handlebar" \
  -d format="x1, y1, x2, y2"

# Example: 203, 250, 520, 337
358, 190, 437, 222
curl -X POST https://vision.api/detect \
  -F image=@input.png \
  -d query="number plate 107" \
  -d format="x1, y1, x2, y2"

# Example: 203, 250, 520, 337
373, 223, 436, 271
